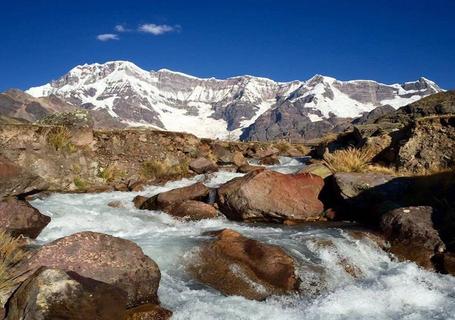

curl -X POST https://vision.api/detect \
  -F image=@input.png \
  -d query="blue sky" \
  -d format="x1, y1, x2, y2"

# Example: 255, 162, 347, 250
1, 0, 454, 91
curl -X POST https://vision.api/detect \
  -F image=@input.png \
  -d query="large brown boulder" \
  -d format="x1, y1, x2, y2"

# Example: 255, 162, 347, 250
0, 156, 48, 198
189, 157, 218, 174
380, 206, 445, 270
167, 200, 218, 220
26, 232, 160, 308
6, 267, 127, 320
217, 170, 324, 223
140, 182, 210, 211
258, 155, 280, 165
0, 198, 50, 238
188, 229, 300, 300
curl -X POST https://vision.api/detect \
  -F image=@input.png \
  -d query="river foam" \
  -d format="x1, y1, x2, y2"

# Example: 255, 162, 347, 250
30, 169, 455, 320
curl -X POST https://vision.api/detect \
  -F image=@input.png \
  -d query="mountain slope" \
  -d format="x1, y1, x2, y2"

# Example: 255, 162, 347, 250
26, 61, 443, 140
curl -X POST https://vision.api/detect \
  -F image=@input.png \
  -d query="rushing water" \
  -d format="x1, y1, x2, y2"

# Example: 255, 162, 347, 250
29, 158, 455, 320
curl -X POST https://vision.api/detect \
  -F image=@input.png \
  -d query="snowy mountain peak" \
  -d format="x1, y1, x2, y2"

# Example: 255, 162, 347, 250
25, 61, 443, 140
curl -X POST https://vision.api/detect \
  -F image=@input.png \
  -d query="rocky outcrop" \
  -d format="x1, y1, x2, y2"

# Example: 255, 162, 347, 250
167, 200, 218, 220
188, 229, 300, 300
0, 155, 48, 198
258, 154, 280, 165
0, 198, 50, 238
26, 232, 161, 308
140, 182, 210, 211
6, 267, 127, 320
189, 157, 218, 174
380, 206, 445, 270
217, 170, 324, 223
393, 116, 455, 172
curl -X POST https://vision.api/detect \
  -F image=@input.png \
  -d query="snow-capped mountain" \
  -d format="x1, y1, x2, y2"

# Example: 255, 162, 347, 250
26, 61, 442, 140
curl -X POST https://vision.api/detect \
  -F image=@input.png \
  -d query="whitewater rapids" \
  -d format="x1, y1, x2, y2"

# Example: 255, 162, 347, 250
30, 158, 455, 320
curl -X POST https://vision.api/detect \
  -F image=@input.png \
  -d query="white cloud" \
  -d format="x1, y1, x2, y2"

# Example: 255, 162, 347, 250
96, 33, 119, 41
115, 25, 127, 32
138, 23, 177, 35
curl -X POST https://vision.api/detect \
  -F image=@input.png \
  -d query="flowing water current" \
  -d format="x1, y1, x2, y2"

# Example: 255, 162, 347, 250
29, 158, 455, 320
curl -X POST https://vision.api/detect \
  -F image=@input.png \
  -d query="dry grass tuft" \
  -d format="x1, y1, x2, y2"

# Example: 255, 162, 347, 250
323, 147, 375, 173
0, 230, 26, 293
323, 147, 397, 174
98, 164, 125, 183
141, 159, 189, 180
47, 126, 76, 152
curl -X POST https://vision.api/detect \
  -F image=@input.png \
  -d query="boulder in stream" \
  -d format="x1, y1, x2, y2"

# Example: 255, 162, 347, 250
217, 170, 324, 223
140, 182, 210, 211
26, 231, 161, 308
6, 267, 127, 320
167, 200, 218, 220
188, 229, 300, 300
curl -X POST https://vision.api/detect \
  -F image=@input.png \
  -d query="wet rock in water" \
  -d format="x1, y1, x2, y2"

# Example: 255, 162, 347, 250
140, 182, 210, 211
0, 198, 50, 239
189, 157, 218, 174
217, 170, 324, 223
166, 200, 218, 220
188, 229, 300, 300
442, 252, 455, 276
308, 238, 363, 278
108, 200, 124, 208
380, 206, 445, 270
0, 155, 48, 198
126, 304, 173, 320
26, 231, 161, 308
6, 267, 127, 320
133, 195, 149, 209
114, 183, 129, 192
258, 155, 280, 165
237, 164, 264, 173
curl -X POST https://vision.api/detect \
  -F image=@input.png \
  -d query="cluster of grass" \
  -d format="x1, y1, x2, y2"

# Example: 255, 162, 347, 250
0, 230, 26, 294
98, 164, 125, 183
73, 177, 88, 190
141, 159, 189, 180
274, 141, 291, 153
47, 126, 76, 152
323, 147, 395, 174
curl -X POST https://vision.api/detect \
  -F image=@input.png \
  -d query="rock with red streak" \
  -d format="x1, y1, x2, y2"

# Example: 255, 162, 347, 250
217, 170, 324, 223
188, 229, 300, 300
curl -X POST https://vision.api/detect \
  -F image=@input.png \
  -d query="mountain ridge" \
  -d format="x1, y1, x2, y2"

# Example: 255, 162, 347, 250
25, 60, 443, 140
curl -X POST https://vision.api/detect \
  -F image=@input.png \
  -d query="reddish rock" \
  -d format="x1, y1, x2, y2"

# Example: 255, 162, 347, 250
380, 206, 445, 270
217, 170, 324, 223
258, 155, 280, 165
167, 200, 217, 220
189, 157, 218, 174
133, 195, 149, 209
188, 229, 299, 300
6, 267, 127, 320
26, 232, 161, 308
126, 304, 172, 320
140, 182, 210, 211
0, 198, 50, 239
108, 200, 124, 208
128, 180, 145, 192
0, 156, 48, 198
237, 164, 264, 174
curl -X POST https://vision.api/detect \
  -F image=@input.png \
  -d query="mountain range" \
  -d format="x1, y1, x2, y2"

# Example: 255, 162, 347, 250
1, 61, 443, 140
